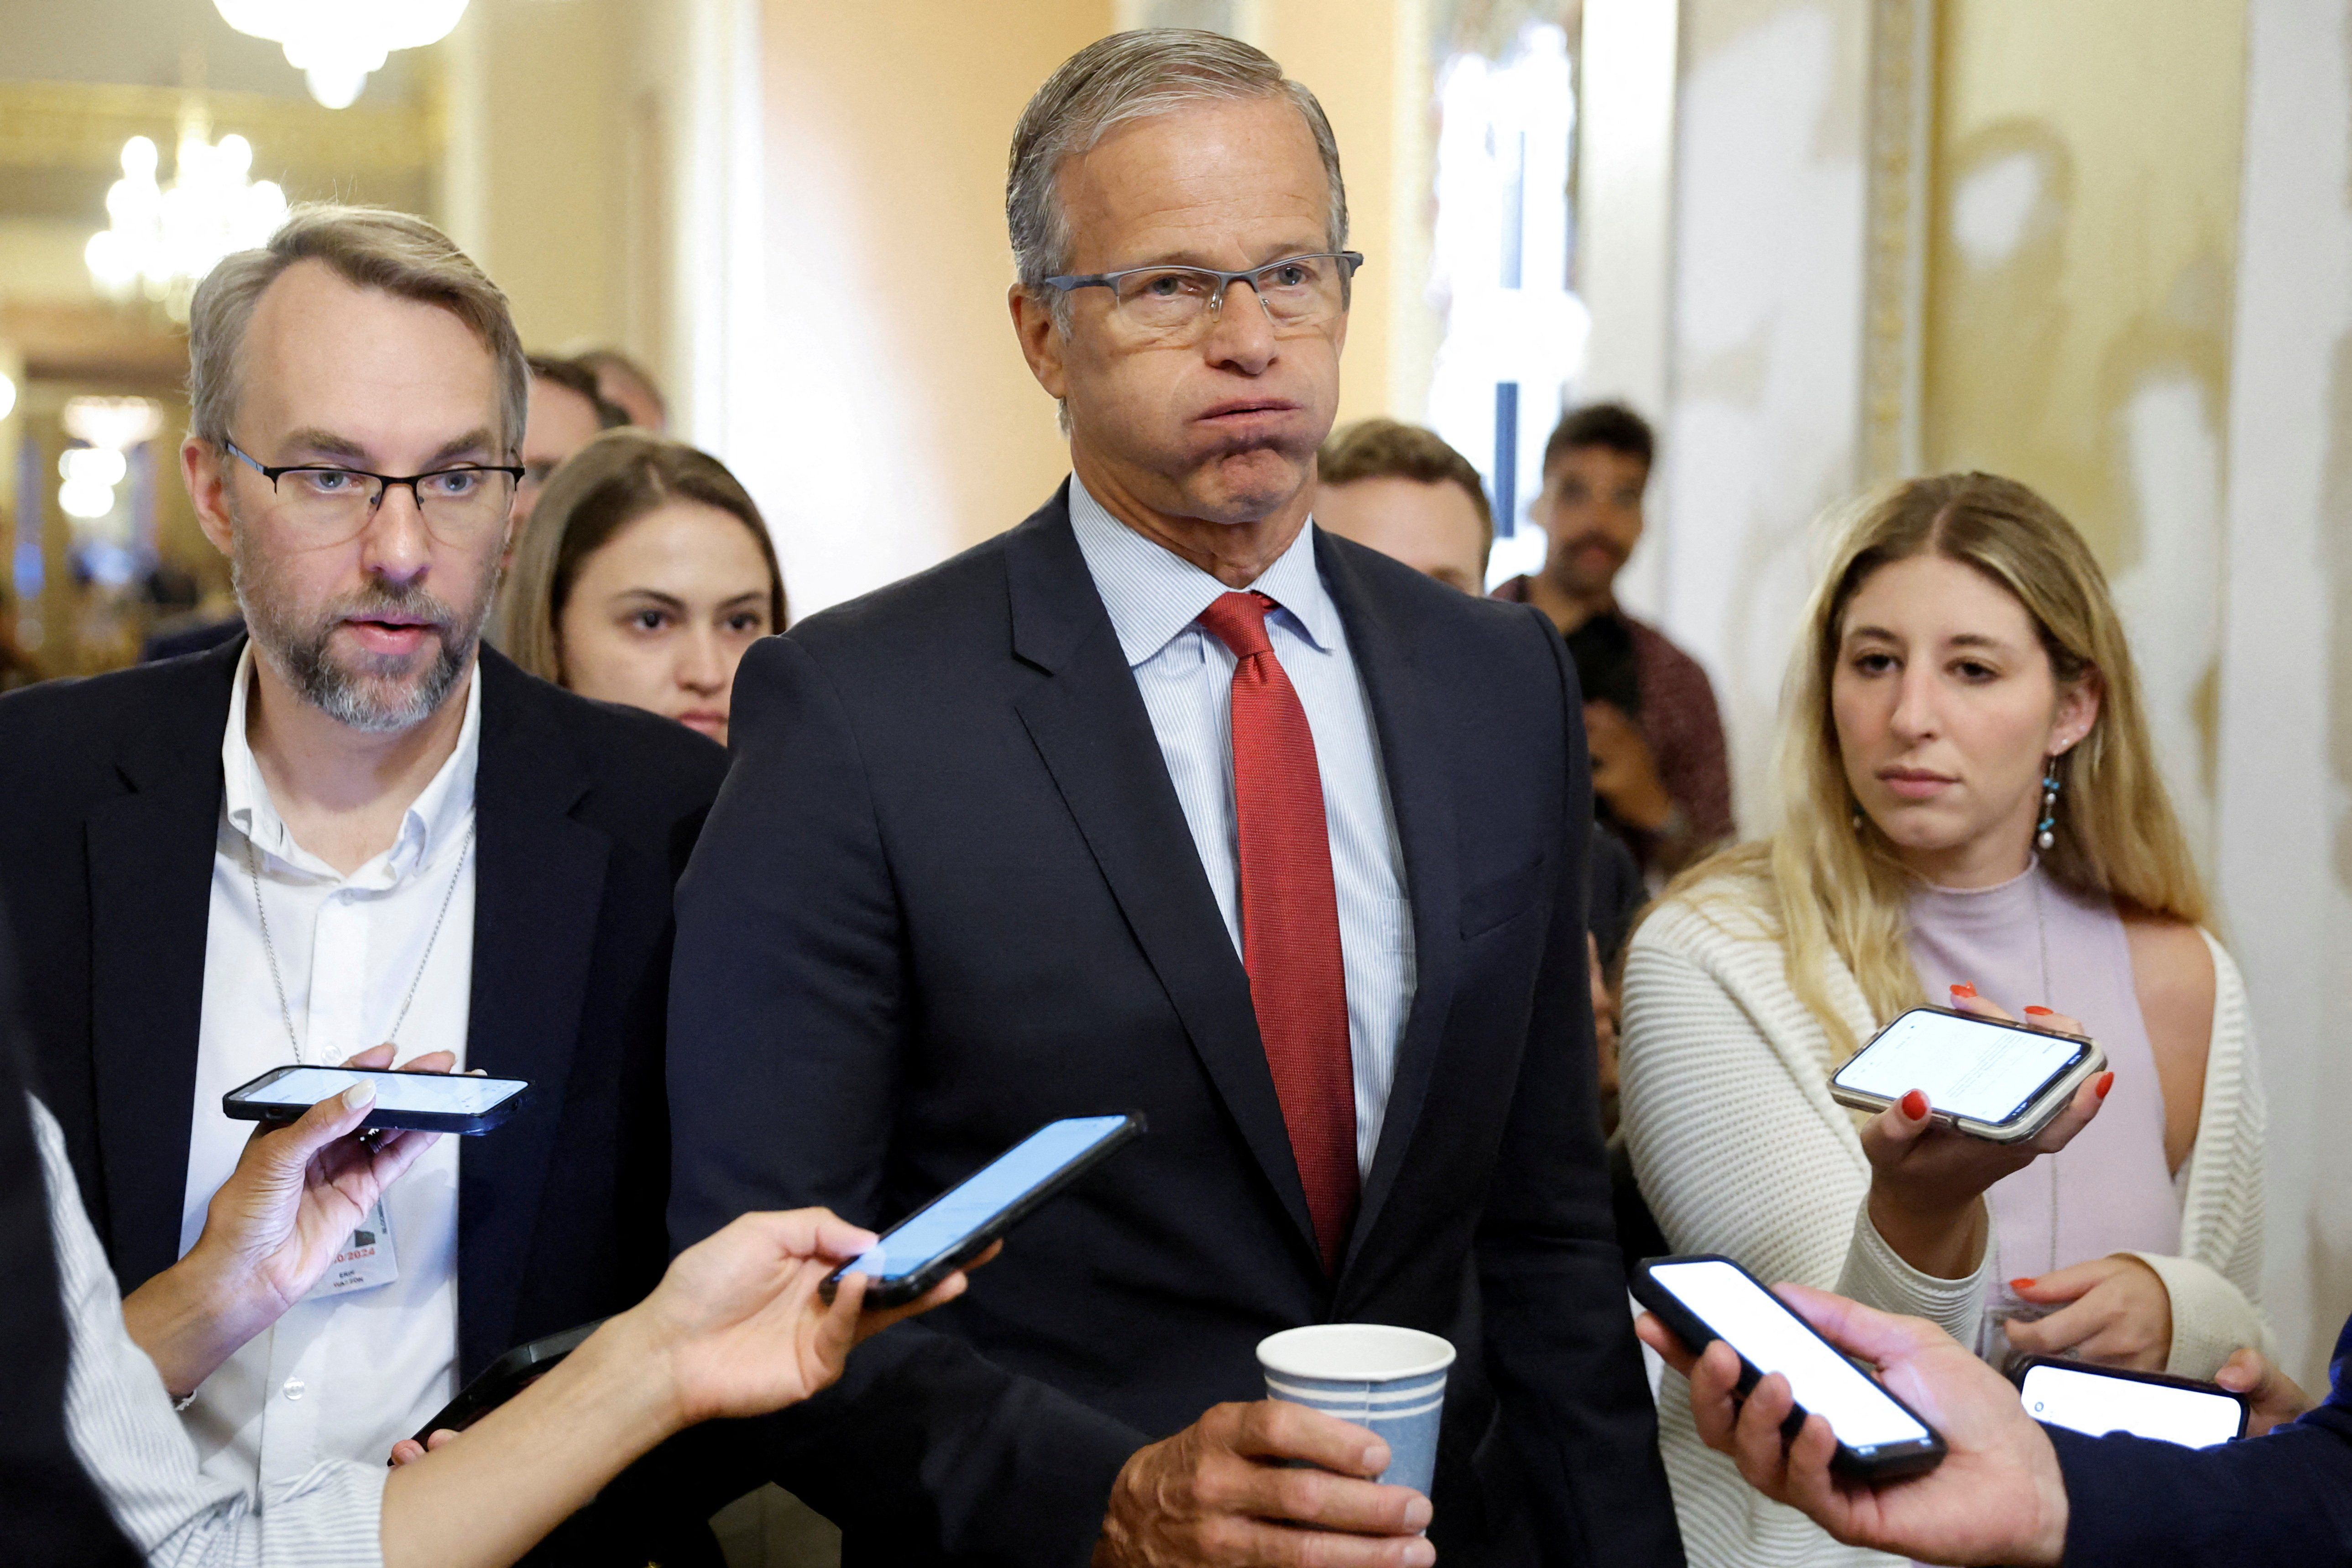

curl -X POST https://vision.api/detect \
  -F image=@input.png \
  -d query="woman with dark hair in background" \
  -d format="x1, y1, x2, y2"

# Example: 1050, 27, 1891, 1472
499, 428, 785, 746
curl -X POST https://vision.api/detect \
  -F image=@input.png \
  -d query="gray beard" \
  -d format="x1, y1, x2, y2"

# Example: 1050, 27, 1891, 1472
233, 533, 498, 735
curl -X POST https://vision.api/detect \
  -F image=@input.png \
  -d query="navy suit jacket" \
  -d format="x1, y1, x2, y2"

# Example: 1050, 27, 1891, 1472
2051, 1315, 2352, 1565
668, 490, 1683, 1567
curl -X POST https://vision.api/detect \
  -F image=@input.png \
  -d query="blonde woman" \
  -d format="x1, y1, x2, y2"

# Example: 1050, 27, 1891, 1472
498, 428, 784, 745
1618, 473, 2267, 1567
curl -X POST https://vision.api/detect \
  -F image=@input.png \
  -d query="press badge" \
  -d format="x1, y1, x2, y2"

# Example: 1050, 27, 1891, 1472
314, 1199, 400, 1294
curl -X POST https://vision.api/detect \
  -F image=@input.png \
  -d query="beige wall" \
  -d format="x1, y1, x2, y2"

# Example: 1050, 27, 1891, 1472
1260, 0, 1438, 429
444, 0, 632, 355
1924, 0, 2248, 868
1655, 0, 1872, 834
749, 0, 1112, 611
2217, 0, 2352, 1393
750, 2, 1441, 612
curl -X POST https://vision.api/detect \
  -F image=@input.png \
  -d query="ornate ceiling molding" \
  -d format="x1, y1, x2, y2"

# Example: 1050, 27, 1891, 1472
0, 80, 435, 180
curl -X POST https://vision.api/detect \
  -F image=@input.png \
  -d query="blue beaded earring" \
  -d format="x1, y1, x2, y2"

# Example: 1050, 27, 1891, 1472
2035, 759, 2061, 851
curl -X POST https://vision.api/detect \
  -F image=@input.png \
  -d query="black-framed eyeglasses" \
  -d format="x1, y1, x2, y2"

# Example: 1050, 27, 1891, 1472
1042, 251, 1364, 341
222, 438, 523, 546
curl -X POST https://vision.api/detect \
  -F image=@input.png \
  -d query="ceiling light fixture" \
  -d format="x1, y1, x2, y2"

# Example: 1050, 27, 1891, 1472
84, 111, 289, 320
213, 0, 473, 110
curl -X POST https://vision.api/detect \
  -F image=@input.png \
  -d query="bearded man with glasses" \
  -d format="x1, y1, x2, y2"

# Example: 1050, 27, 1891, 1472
669, 29, 1683, 1568
0, 206, 732, 1561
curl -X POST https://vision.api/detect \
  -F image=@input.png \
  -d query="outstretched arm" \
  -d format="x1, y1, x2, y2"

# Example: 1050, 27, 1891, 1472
378, 1211, 965, 1568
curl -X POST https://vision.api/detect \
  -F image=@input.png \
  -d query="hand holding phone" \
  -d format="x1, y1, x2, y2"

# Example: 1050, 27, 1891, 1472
1636, 1275, 2072, 1568
1632, 1255, 1946, 1479
125, 1046, 449, 1400
1832, 1007, 2103, 1143
823, 1113, 1144, 1307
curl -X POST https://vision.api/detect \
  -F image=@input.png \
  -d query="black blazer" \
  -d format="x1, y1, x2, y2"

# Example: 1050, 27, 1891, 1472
0, 640, 727, 1381
669, 490, 1683, 1567
2047, 1315, 2352, 1566
0, 913, 139, 1567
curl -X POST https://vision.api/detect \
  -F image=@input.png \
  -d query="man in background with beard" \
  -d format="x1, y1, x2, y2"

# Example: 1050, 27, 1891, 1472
1491, 402, 1733, 877
0, 207, 727, 1557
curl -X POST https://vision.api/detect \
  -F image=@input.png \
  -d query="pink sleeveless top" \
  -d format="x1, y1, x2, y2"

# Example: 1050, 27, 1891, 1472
1904, 862, 2181, 1362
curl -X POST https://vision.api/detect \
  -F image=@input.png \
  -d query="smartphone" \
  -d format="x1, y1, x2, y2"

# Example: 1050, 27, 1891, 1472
1829, 1006, 2106, 1143
402, 1320, 605, 1455
822, 1112, 1145, 1308
1633, 1254, 1947, 1480
2015, 1357, 2247, 1448
223, 1064, 530, 1135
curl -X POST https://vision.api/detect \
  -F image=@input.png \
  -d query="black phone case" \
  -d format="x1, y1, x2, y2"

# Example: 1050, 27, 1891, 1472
402, 1320, 606, 1453
1632, 1254, 1948, 1481
221, 1065, 530, 1136
822, 1112, 1147, 1308
2012, 1355, 2250, 1442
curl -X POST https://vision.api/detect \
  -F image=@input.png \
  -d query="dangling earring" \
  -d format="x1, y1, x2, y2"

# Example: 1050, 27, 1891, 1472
2035, 758, 2061, 852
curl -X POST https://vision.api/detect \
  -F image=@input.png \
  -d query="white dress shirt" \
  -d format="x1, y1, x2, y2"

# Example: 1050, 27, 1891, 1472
1068, 476, 1416, 1173
41, 1096, 388, 1567
178, 643, 478, 1497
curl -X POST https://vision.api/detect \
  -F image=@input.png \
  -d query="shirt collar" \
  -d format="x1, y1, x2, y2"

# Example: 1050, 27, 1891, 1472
1066, 472, 1340, 666
221, 640, 483, 884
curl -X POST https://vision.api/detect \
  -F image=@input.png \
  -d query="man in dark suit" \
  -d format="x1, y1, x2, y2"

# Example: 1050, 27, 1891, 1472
0, 205, 726, 1548
1643, 1279, 2347, 1567
669, 31, 1680, 1568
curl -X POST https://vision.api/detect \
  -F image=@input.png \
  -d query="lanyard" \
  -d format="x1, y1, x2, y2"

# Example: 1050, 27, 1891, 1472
243, 825, 474, 1065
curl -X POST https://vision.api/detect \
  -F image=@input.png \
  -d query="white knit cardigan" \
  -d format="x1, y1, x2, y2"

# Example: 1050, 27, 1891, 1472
1617, 885, 2268, 1568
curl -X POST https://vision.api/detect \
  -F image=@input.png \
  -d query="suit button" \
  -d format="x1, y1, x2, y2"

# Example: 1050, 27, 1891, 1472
282, 1376, 305, 1401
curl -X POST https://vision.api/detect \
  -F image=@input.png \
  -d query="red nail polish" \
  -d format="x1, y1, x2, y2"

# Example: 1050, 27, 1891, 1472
1901, 1089, 1929, 1119
1950, 983, 1977, 998
2023, 1006, 2054, 1017
2095, 1071, 2115, 1099
2010, 1277, 2037, 1291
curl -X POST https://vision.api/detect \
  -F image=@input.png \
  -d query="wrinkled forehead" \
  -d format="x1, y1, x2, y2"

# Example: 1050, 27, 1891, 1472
236, 260, 504, 462
1055, 97, 1334, 269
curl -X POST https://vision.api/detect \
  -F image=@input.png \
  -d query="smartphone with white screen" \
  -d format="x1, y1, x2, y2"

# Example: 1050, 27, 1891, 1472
822, 1113, 1145, 1308
1633, 1255, 1947, 1480
2016, 1358, 2246, 1448
223, 1065, 530, 1135
1829, 1006, 2105, 1143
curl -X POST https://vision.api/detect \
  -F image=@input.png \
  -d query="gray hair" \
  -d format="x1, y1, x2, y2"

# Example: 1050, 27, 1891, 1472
1007, 30, 1348, 305
188, 204, 529, 457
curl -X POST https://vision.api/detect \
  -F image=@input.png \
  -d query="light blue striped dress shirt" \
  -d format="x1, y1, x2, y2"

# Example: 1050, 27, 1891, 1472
39, 1095, 388, 1566
1068, 476, 1416, 1175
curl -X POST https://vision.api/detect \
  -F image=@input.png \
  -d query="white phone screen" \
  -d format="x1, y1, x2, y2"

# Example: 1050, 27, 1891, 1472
1649, 1260, 1930, 1450
843, 1115, 1129, 1282
1834, 1010, 2085, 1125
241, 1067, 523, 1117
2019, 1364, 2241, 1448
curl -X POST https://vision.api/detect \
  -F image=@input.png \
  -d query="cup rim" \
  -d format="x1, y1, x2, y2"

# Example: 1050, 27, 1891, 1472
1256, 1323, 1457, 1382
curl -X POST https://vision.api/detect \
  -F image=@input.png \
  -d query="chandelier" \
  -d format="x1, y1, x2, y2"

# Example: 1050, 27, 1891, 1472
214, 0, 472, 110
84, 111, 290, 321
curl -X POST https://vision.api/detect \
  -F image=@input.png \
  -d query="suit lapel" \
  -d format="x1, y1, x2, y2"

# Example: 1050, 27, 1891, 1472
1315, 538, 1463, 1277
1006, 496, 1323, 1265
84, 648, 240, 1287
456, 651, 609, 1374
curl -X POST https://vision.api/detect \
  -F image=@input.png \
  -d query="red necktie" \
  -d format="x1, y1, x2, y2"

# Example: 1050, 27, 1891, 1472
1196, 591, 1358, 1272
